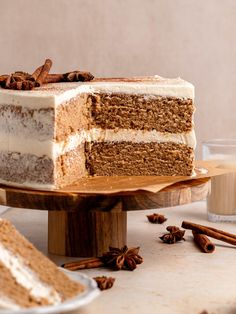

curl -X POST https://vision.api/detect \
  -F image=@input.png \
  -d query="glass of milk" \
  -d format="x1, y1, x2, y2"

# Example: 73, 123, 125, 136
202, 139, 236, 222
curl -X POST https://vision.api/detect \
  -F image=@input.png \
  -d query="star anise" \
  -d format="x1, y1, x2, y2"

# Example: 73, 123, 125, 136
146, 213, 167, 224
160, 226, 185, 244
102, 245, 143, 271
63, 70, 94, 82
62, 245, 143, 272
93, 276, 115, 290
0, 72, 35, 90
0, 75, 8, 87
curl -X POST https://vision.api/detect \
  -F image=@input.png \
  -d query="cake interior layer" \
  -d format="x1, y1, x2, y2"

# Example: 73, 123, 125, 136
0, 261, 49, 308
0, 220, 84, 307
88, 93, 194, 133
55, 144, 87, 187
85, 141, 194, 176
0, 139, 194, 188
55, 93, 89, 141
0, 93, 194, 143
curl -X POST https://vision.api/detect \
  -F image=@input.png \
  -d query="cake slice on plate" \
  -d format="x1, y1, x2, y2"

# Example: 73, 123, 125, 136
0, 219, 84, 309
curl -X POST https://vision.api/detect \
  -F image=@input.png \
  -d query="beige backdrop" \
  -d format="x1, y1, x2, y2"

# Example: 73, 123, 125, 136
1, 0, 236, 157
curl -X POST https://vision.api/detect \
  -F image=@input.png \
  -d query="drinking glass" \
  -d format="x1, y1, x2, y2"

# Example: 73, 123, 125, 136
202, 139, 236, 222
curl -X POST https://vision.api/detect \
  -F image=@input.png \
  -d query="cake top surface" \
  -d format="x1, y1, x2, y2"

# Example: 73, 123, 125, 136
0, 75, 194, 108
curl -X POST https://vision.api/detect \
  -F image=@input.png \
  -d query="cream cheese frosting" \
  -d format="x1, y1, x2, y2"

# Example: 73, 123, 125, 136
0, 76, 194, 109
0, 128, 197, 158
0, 178, 55, 190
0, 243, 61, 305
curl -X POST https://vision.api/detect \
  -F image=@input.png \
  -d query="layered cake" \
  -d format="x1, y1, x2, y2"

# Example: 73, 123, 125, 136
0, 219, 84, 309
0, 76, 196, 189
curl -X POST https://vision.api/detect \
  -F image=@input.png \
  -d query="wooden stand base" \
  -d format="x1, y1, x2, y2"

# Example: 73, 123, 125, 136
0, 178, 210, 257
48, 209, 127, 257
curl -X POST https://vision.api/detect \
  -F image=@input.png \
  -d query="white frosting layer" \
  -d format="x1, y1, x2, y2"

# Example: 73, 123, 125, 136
0, 178, 55, 191
0, 128, 196, 158
0, 243, 61, 305
55, 128, 196, 157
0, 76, 194, 109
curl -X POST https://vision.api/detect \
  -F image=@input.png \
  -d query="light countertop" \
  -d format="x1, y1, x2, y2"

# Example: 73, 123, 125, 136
1, 201, 236, 314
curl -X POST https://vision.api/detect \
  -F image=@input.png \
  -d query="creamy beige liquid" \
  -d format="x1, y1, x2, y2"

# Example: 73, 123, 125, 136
207, 163, 236, 216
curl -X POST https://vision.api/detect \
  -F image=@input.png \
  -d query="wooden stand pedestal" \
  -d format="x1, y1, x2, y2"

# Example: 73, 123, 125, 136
48, 210, 127, 257
0, 178, 210, 257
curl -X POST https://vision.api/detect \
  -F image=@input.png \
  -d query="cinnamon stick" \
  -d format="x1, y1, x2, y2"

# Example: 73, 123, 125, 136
182, 221, 236, 246
45, 71, 94, 84
0, 60, 94, 90
206, 226, 236, 240
5, 75, 11, 88
31, 65, 43, 81
0, 75, 8, 81
61, 257, 104, 271
35, 59, 52, 87
192, 231, 215, 253
44, 74, 64, 83
0, 76, 8, 88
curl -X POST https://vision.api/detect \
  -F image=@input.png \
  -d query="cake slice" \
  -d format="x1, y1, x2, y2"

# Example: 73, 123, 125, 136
0, 219, 84, 309
0, 75, 195, 190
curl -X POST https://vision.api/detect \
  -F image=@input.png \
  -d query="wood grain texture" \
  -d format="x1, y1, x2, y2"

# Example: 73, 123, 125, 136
48, 202, 127, 257
0, 178, 210, 211
0, 189, 6, 205
0, 178, 210, 257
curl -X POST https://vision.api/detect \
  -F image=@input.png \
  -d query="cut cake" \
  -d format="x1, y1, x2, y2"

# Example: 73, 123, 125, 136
0, 76, 196, 190
0, 219, 84, 309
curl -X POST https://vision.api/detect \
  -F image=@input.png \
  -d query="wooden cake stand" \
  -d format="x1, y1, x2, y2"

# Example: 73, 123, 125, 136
0, 177, 210, 257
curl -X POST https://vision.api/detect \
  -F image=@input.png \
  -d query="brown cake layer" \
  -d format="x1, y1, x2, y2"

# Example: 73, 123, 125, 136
85, 141, 194, 176
0, 140, 194, 187
88, 93, 194, 133
55, 94, 89, 141
0, 152, 54, 185
55, 145, 87, 187
0, 261, 49, 308
54, 92, 194, 141
0, 220, 84, 306
0, 93, 194, 141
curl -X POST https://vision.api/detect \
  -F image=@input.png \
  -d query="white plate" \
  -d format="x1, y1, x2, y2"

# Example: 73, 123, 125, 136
0, 269, 100, 314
